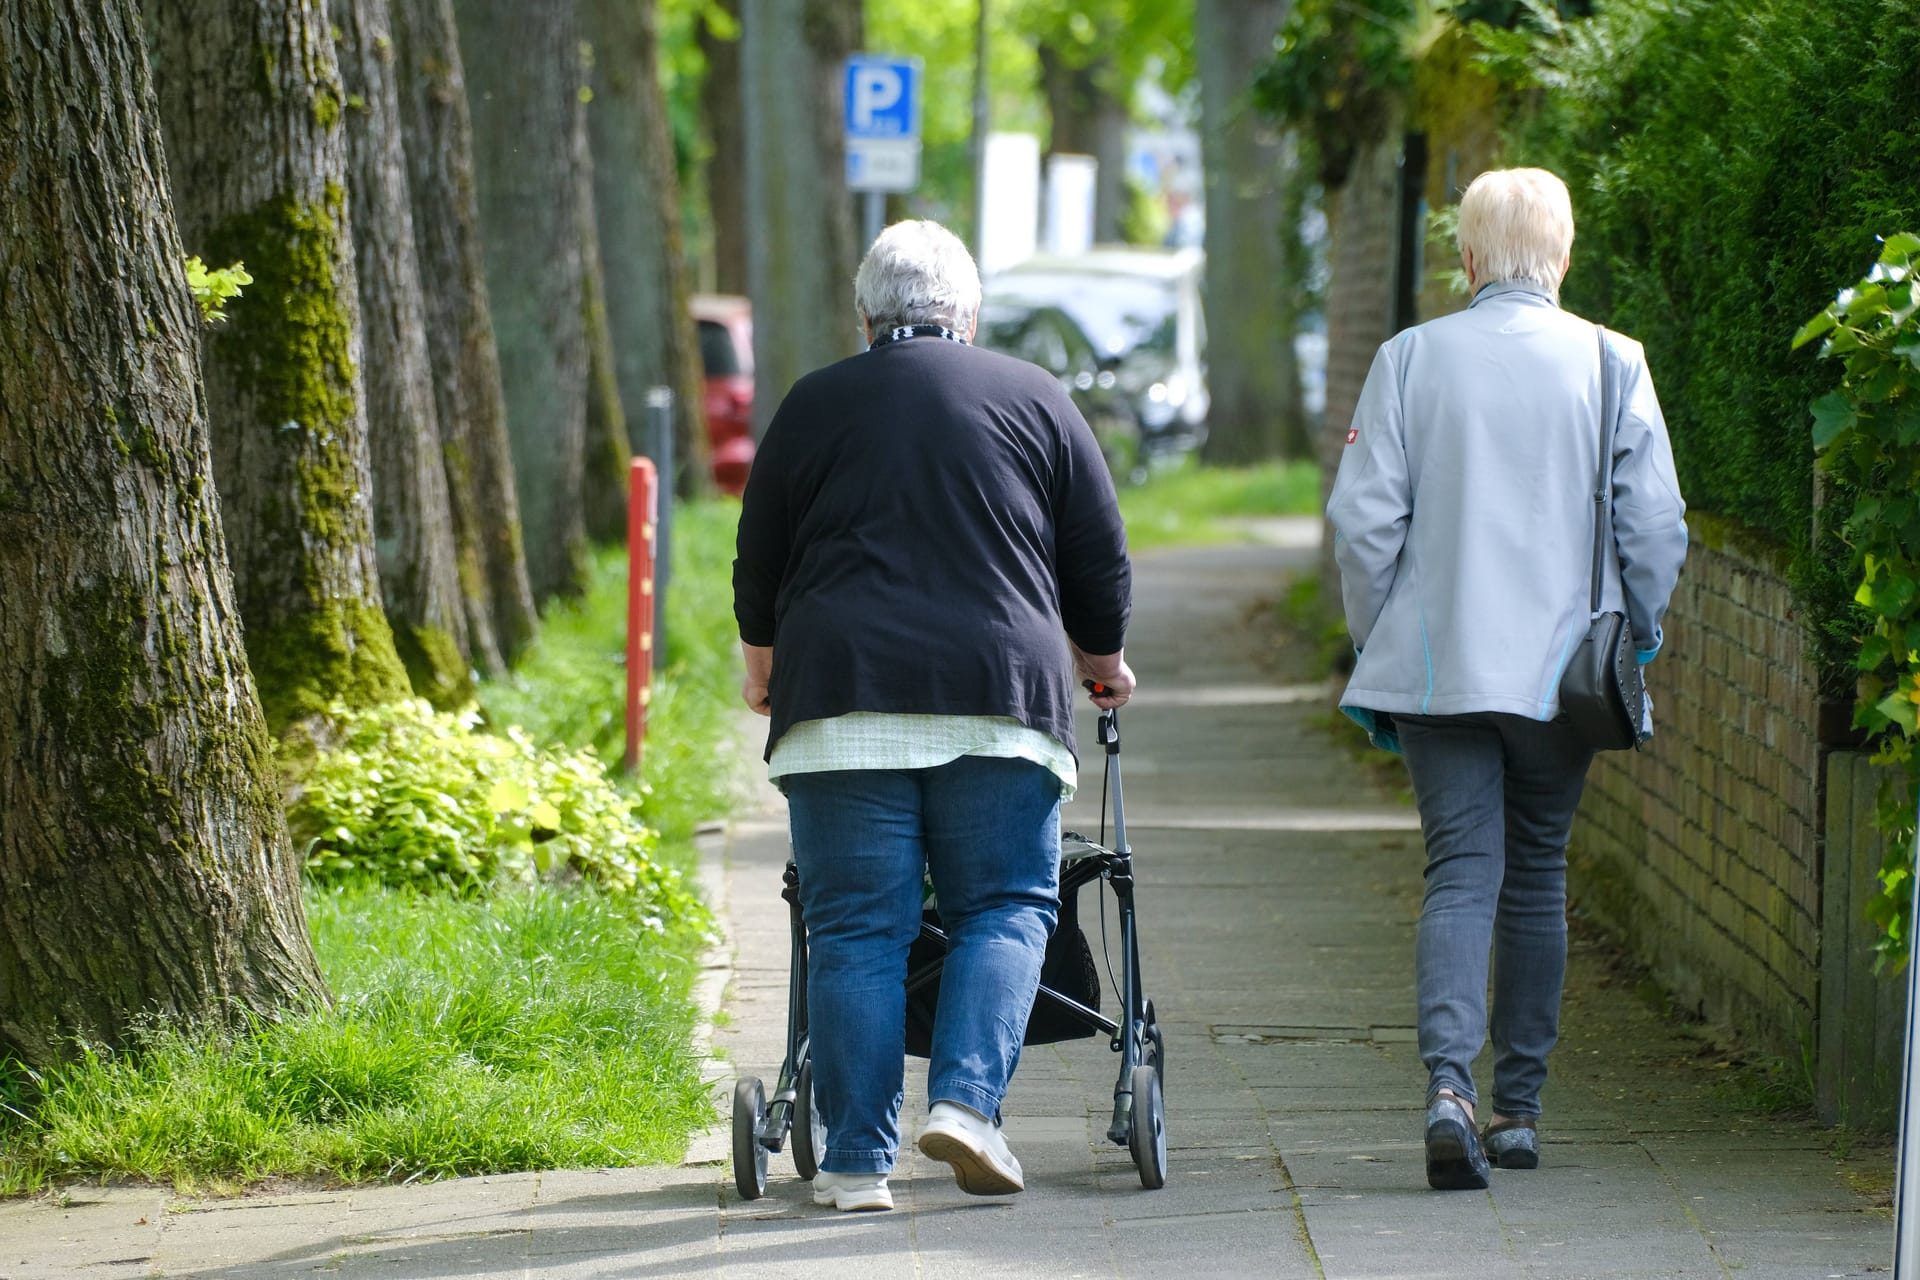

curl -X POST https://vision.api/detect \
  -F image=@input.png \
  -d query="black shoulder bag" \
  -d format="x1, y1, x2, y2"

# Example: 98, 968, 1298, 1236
1557, 326, 1649, 751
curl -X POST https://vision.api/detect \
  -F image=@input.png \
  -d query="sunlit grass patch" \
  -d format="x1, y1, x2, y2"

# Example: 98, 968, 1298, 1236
1117, 459, 1321, 551
0, 884, 713, 1194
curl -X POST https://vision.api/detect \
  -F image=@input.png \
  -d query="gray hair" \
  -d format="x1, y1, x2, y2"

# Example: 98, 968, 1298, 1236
854, 219, 982, 335
1456, 168, 1575, 294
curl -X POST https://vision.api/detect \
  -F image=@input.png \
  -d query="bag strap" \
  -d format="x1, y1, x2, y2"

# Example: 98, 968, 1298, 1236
1587, 325, 1615, 616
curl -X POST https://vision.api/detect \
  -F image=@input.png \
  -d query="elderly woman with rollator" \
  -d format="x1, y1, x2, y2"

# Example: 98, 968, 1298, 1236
1328, 168, 1688, 1190
733, 219, 1134, 1212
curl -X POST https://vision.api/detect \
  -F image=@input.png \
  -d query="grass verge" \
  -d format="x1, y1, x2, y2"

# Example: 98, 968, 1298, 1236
0, 500, 746, 1195
1117, 458, 1321, 552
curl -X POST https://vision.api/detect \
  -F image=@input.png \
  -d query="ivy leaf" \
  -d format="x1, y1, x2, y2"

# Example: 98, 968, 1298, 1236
530, 800, 563, 830
1882, 231, 1920, 263
1810, 391, 1857, 448
1859, 632, 1893, 670
1876, 689, 1920, 734
1792, 309, 1837, 350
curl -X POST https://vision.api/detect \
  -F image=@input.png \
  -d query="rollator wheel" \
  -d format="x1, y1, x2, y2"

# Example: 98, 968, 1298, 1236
732, 1077, 769, 1200
792, 1059, 827, 1181
1129, 1064, 1167, 1191
1144, 999, 1166, 1078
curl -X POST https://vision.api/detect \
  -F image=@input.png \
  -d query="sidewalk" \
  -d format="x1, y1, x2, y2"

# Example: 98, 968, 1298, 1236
0, 531, 1895, 1278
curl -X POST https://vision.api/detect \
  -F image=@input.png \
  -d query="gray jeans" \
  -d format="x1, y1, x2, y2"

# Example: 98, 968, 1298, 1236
1396, 712, 1595, 1119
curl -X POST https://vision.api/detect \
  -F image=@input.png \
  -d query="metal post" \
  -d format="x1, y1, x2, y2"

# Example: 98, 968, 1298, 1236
644, 386, 674, 655
623, 458, 658, 776
1896, 799, 1920, 1277
863, 190, 885, 255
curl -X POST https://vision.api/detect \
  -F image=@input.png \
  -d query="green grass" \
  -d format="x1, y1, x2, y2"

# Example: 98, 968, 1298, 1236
1116, 458, 1321, 551
0, 884, 713, 1194
0, 502, 747, 1195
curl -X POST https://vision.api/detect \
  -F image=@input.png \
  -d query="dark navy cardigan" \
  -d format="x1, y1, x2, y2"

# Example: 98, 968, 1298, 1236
732, 333, 1132, 764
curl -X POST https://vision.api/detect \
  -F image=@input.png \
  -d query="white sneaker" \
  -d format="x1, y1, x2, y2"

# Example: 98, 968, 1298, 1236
811, 1170, 893, 1212
916, 1101, 1025, 1195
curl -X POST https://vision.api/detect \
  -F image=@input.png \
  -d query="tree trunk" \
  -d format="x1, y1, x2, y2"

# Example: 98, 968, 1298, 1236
584, 0, 713, 497
576, 91, 632, 546
390, 0, 538, 670
699, 0, 748, 296
455, 0, 591, 602
1196, 0, 1309, 464
742, 0, 863, 435
144, 0, 411, 733
389, 0, 535, 668
0, 0, 328, 1068
1318, 128, 1406, 597
333, 0, 474, 705
1038, 48, 1128, 246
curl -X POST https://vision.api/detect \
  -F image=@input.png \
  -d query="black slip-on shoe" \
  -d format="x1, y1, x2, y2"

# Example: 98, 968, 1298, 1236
1482, 1117, 1539, 1170
1425, 1094, 1492, 1190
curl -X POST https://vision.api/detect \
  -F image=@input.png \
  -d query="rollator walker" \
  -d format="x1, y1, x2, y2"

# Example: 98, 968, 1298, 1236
732, 706, 1168, 1197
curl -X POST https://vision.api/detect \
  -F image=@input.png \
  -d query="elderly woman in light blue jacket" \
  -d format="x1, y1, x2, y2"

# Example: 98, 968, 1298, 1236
1328, 168, 1687, 1191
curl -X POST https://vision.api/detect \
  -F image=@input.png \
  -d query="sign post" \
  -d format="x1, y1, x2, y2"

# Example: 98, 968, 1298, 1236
845, 54, 922, 250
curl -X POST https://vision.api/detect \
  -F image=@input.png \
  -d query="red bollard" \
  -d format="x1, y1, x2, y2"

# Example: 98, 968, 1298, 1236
625, 458, 658, 776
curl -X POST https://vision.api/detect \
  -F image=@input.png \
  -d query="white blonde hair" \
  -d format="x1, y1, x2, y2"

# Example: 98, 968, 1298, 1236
853, 219, 981, 335
1456, 168, 1575, 294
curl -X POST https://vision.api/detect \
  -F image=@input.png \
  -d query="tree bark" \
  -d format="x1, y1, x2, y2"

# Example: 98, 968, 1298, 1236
144, 0, 411, 733
1196, 0, 1309, 464
576, 89, 632, 546
333, 0, 474, 704
584, 0, 712, 497
0, 0, 328, 1067
456, 0, 591, 602
1318, 128, 1405, 597
699, 0, 748, 296
1038, 47, 1128, 245
742, 0, 863, 435
389, 0, 537, 670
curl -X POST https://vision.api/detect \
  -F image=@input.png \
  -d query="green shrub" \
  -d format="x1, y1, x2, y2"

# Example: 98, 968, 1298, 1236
291, 698, 702, 930
1795, 232, 1920, 955
1485, 0, 1920, 663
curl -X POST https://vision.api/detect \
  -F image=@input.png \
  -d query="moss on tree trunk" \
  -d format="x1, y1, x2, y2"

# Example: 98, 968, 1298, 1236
145, 0, 410, 734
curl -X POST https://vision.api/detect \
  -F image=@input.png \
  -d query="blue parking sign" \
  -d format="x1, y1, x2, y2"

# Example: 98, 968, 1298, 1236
845, 55, 921, 140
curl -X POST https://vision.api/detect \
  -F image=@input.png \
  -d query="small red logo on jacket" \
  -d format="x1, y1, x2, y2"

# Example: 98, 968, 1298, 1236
1345, 427, 1359, 445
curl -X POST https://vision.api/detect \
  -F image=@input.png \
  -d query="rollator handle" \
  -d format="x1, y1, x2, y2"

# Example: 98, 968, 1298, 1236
1083, 681, 1122, 754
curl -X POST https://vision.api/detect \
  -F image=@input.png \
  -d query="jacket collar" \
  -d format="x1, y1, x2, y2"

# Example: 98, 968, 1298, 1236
1468, 279, 1561, 310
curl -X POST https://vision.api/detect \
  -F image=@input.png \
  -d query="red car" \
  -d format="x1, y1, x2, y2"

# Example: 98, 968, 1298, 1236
691, 293, 756, 496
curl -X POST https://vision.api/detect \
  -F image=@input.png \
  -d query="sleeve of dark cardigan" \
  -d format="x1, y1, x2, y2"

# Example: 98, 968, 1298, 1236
732, 408, 789, 647
1050, 395, 1131, 655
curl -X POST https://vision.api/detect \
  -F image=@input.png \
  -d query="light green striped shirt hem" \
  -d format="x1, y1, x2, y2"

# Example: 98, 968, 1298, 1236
768, 712, 1078, 799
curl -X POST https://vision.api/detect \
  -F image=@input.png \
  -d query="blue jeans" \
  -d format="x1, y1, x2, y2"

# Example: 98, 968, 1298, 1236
1397, 713, 1593, 1120
784, 756, 1061, 1175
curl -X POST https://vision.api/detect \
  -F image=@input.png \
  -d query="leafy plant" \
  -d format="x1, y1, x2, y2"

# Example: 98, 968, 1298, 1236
290, 698, 703, 931
182, 255, 252, 324
1794, 232, 1920, 958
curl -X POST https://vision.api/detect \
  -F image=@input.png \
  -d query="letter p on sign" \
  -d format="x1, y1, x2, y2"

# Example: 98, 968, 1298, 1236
851, 66, 901, 133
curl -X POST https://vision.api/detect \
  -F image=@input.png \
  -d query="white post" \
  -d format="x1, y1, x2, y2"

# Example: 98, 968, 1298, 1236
1896, 803, 1920, 1277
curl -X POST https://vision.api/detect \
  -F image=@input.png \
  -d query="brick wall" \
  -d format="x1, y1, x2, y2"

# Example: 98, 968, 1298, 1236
1570, 538, 1824, 1056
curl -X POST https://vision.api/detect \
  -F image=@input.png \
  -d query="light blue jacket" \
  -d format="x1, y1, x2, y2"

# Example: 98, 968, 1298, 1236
1326, 281, 1688, 746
